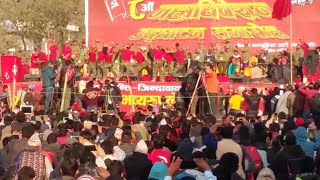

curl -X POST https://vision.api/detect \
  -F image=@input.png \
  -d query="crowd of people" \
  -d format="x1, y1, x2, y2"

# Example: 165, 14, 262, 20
0, 37, 320, 180
24, 38, 320, 83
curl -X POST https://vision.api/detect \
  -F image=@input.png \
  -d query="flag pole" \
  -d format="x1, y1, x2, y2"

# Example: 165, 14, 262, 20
290, 13, 293, 84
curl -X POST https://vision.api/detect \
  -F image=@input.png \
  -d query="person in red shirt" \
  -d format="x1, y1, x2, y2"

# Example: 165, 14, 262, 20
163, 48, 175, 80
152, 45, 166, 81
48, 39, 58, 62
37, 50, 48, 71
134, 45, 151, 77
97, 45, 107, 79
299, 37, 309, 58
174, 43, 186, 73
83, 80, 100, 113
21, 60, 30, 75
61, 41, 72, 65
30, 50, 39, 75
148, 134, 171, 167
88, 46, 97, 79
119, 44, 134, 79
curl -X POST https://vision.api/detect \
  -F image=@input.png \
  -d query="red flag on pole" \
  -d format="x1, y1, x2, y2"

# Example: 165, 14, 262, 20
272, 0, 292, 20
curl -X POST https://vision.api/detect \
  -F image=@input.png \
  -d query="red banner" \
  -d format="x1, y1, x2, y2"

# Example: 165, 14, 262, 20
1, 56, 23, 84
117, 81, 278, 112
87, 0, 320, 52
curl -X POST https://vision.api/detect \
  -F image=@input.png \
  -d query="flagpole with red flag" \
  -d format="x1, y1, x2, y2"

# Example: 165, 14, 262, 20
272, 0, 293, 83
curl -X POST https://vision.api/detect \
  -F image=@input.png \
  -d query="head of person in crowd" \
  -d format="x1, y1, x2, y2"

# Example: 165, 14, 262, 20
18, 166, 36, 180
213, 152, 239, 180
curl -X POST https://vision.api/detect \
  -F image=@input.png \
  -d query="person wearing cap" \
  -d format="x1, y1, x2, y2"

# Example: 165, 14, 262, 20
61, 41, 72, 65
162, 48, 175, 80
118, 44, 135, 80
88, 45, 97, 79
174, 43, 186, 74
151, 45, 166, 81
96, 45, 108, 79
48, 39, 58, 63
134, 45, 152, 78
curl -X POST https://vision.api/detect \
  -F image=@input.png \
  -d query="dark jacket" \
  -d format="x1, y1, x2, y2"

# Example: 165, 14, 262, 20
42, 66, 56, 88
6, 138, 29, 167
270, 64, 283, 82
242, 90, 260, 117
124, 152, 152, 180
42, 143, 61, 155
283, 63, 291, 83
23, 91, 35, 106
99, 83, 122, 110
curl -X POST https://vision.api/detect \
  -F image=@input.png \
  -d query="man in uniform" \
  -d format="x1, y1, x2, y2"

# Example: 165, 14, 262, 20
152, 45, 166, 82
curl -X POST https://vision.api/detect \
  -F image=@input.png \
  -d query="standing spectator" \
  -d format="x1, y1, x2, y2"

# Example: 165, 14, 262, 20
275, 84, 293, 115
299, 37, 309, 63
242, 88, 260, 120
228, 87, 244, 116
174, 43, 186, 73
82, 81, 99, 112
24, 85, 36, 106
59, 61, 75, 111
205, 63, 219, 116
216, 126, 245, 178
294, 45, 304, 79
41, 61, 56, 113
48, 38, 58, 63
269, 58, 283, 83
16, 85, 28, 107
299, 82, 320, 122
295, 126, 320, 158
61, 41, 72, 66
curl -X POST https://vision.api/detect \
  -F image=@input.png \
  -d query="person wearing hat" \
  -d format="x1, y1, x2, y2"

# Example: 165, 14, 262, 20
48, 38, 58, 64
61, 40, 72, 66
151, 45, 166, 82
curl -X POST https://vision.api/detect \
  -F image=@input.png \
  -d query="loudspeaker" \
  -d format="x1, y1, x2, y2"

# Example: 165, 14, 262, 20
229, 75, 246, 83
173, 73, 188, 81
24, 74, 41, 82
122, 72, 139, 81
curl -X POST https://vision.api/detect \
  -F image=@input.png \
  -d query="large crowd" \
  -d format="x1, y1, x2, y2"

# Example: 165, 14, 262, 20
0, 37, 320, 180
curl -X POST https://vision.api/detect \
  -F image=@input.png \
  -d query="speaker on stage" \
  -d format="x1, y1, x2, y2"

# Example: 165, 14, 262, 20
173, 73, 188, 81
228, 75, 247, 83
122, 72, 139, 81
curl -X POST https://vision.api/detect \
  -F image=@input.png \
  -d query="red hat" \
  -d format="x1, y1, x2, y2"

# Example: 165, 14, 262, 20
296, 117, 304, 127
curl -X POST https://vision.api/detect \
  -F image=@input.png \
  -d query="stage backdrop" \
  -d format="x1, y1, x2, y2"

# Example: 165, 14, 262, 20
86, 0, 320, 52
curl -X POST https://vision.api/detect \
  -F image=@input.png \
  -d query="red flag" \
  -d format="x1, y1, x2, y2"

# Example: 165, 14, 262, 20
1, 56, 23, 84
66, 65, 75, 82
104, 0, 128, 22
272, 0, 292, 20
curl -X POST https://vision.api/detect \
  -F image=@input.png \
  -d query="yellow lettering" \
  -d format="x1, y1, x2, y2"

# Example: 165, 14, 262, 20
128, 0, 146, 20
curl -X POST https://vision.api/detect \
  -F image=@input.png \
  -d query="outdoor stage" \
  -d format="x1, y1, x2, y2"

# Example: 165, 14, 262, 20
6, 81, 279, 112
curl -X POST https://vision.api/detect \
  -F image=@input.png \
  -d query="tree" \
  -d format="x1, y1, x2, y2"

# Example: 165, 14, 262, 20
0, 0, 85, 53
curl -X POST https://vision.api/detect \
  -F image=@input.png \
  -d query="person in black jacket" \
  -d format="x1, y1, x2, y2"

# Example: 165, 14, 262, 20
269, 58, 284, 83
242, 88, 260, 120
59, 61, 74, 111
99, 79, 122, 114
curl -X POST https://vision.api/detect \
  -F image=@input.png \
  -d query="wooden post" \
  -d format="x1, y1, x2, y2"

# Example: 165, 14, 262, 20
60, 73, 68, 112
7, 85, 12, 111
290, 13, 293, 84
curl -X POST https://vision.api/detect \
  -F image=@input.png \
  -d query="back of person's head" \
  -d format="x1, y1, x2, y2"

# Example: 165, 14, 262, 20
221, 126, 233, 139
80, 131, 93, 141
146, 141, 154, 154
273, 58, 279, 64
239, 125, 251, 145
286, 84, 293, 92
147, 105, 153, 112
47, 133, 57, 144
4, 116, 13, 126
73, 121, 83, 132
111, 116, 119, 126
87, 81, 94, 88
60, 159, 78, 177
34, 121, 42, 131
284, 133, 296, 146
65, 120, 74, 130
274, 87, 280, 95
152, 134, 164, 149
251, 88, 258, 94
3, 135, 18, 147
77, 162, 96, 177
22, 124, 35, 139
216, 152, 239, 175
79, 151, 96, 165
100, 140, 114, 154
132, 112, 142, 124
59, 127, 68, 137
108, 160, 124, 176
121, 132, 132, 144
18, 166, 35, 180
256, 168, 276, 180
16, 111, 26, 122
159, 125, 170, 137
